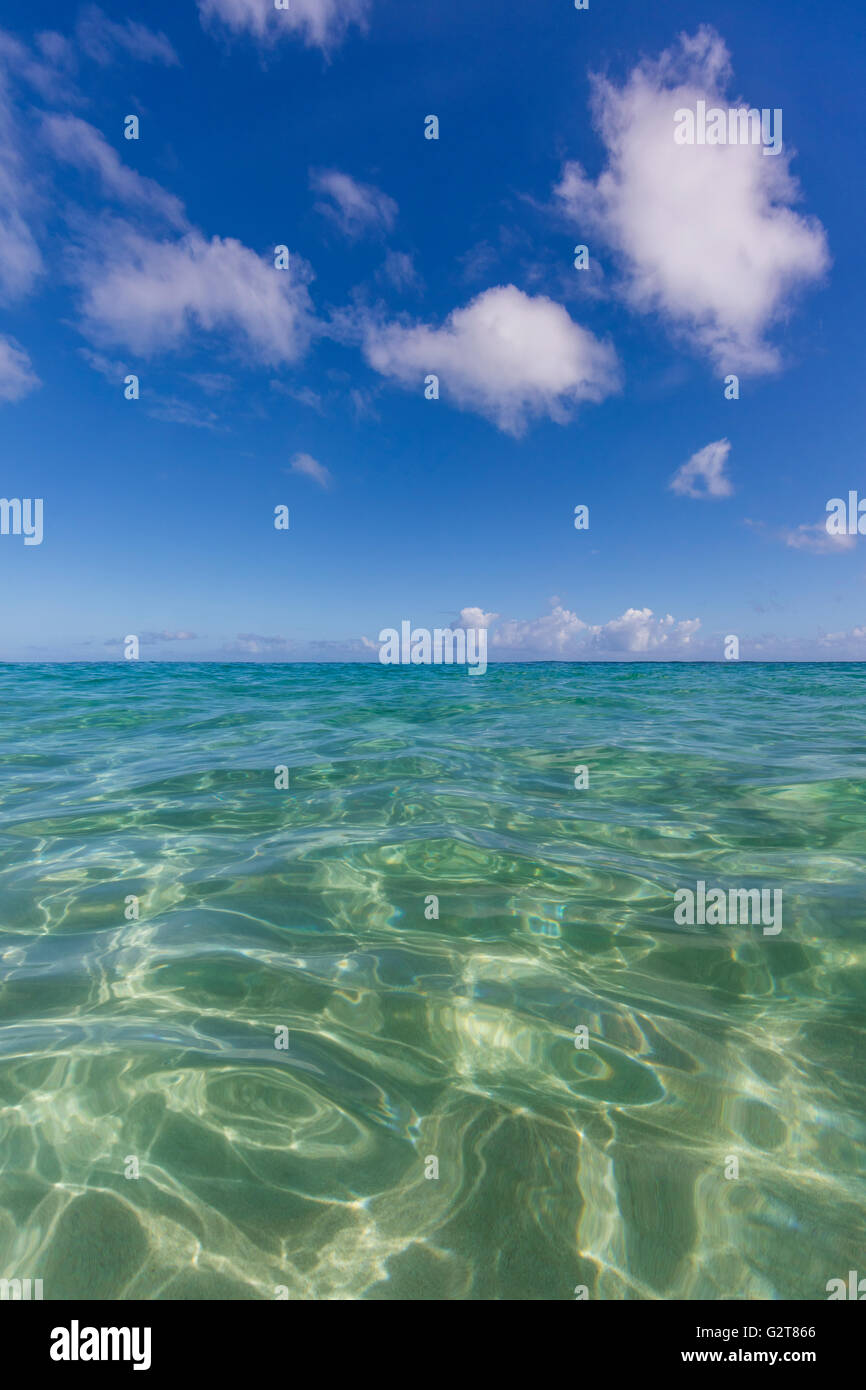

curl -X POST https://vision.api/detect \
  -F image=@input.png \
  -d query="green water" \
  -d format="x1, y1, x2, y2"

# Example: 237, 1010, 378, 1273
0, 662, 864, 1300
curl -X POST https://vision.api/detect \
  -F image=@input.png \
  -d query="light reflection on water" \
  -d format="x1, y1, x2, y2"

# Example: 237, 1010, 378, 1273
0, 662, 865, 1299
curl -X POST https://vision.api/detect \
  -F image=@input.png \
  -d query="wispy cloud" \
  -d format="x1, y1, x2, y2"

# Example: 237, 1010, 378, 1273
377, 250, 422, 293
42, 115, 186, 226
670, 438, 733, 498
288, 451, 333, 488
0, 40, 44, 303
199, 0, 370, 52
75, 5, 179, 67
0, 334, 39, 401
148, 395, 222, 431
311, 169, 397, 240
746, 517, 857, 554
783, 521, 857, 554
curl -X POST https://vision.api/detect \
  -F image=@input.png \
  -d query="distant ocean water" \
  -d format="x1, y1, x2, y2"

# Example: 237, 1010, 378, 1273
0, 661, 864, 1301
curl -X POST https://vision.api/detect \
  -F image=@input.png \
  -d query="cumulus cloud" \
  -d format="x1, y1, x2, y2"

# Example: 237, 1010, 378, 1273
198, 0, 369, 51
455, 607, 499, 630
75, 5, 179, 67
491, 603, 700, 657
288, 451, 333, 488
311, 169, 397, 239
554, 27, 829, 371
590, 607, 701, 653
75, 225, 314, 364
0, 334, 39, 401
352, 284, 620, 435
42, 115, 186, 225
493, 605, 587, 655
670, 438, 733, 498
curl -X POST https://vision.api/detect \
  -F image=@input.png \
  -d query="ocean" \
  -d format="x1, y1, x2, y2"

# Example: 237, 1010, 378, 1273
0, 661, 864, 1300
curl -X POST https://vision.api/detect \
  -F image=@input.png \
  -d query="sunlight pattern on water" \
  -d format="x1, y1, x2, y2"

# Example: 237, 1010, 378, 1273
0, 662, 865, 1299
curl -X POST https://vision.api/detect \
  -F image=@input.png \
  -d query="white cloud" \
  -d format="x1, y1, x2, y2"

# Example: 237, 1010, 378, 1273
783, 521, 856, 554
311, 169, 397, 239
589, 607, 701, 653
75, 5, 179, 67
455, 607, 499, 630
492, 605, 589, 655
670, 438, 733, 498
198, 0, 369, 51
288, 451, 333, 488
42, 115, 186, 225
354, 284, 620, 435
491, 603, 700, 656
0, 334, 39, 401
76, 225, 314, 364
554, 27, 829, 371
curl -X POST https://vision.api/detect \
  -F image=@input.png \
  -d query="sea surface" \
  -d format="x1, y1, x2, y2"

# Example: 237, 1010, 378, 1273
0, 661, 864, 1300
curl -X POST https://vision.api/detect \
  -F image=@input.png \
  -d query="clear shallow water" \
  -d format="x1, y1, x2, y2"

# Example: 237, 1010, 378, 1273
0, 661, 864, 1301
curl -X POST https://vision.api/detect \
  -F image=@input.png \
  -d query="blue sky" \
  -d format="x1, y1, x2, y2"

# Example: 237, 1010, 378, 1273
0, 0, 864, 661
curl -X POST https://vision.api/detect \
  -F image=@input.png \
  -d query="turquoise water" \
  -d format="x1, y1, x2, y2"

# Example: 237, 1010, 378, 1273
0, 661, 864, 1300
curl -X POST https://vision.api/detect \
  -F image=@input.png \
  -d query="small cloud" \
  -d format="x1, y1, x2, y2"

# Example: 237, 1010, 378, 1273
198, 0, 369, 52
310, 168, 397, 240
458, 239, 499, 283
377, 250, 422, 293
186, 371, 234, 395
670, 439, 733, 498
746, 516, 857, 554
271, 381, 324, 413
75, 4, 179, 66
783, 521, 856, 554
349, 386, 380, 422
233, 633, 291, 653
455, 607, 499, 630
79, 347, 128, 381
288, 451, 333, 488
0, 335, 40, 402
148, 395, 222, 431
